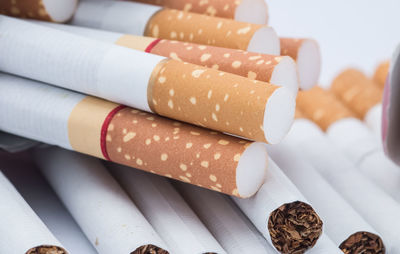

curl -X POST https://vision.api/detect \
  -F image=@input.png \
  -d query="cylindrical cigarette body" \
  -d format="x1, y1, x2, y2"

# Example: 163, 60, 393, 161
0, 17, 295, 144
1, 155, 97, 254
0, 0, 77, 22
297, 87, 400, 203
330, 69, 383, 136
293, 105, 400, 252
35, 22, 299, 95
34, 147, 170, 254
266, 136, 384, 252
233, 159, 323, 254
280, 38, 321, 90
107, 163, 226, 254
0, 73, 269, 197
130, 0, 269, 24
174, 181, 277, 254
0, 171, 68, 254
373, 61, 390, 90
71, 0, 280, 54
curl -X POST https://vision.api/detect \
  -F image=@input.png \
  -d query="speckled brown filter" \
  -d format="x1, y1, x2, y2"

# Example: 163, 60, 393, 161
147, 38, 286, 82
331, 69, 383, 119
144, 9, 263, 50
105, 107, 253, 197
296, 87, 355, 131
280, 38, 305, 61
26, 245, 67, 254
132, 244, 169, 254
339, 232, 385, 254
132, 0, 239, 19
373, 61, 390, 90
148, 59, 278, 142
294, 108, 305, 119
0, 0, 51, 21
268, 201, 323, 254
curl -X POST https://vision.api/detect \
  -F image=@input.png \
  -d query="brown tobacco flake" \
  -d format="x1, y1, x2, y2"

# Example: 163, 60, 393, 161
267, 201, 323, 254
26, 245, 67, 254
340, 231, 385, 254
132, 244, 169, 254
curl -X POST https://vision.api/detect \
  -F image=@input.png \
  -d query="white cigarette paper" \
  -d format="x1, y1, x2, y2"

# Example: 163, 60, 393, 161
232, 159, 323, 254
34, 146, 169, 254
284, 118, 400, 253
0, 171, 67, 254
173, 182, 276, 254
108, 163, 226, 254
2, 160, 97, 254
266, 141, 382, 248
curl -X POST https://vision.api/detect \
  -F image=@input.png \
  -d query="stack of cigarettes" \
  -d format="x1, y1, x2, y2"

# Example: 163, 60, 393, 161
0, 0, 399, 253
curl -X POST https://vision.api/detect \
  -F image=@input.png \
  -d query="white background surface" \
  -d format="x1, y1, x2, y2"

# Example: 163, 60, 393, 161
267, 0, 400, 86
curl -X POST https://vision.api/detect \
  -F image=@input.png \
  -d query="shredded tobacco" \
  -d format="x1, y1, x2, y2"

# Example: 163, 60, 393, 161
267, 201, 323, 254
132, 244, 169, 254
26, 245, 67, 254
340, 231, 385, 254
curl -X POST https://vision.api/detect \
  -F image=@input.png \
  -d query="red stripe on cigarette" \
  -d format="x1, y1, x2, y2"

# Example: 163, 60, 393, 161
100, 105, 127, 161
145, 39, 162, 53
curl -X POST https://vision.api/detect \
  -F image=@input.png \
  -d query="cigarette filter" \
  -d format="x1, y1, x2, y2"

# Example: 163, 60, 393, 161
130, 0, 269, 24
71, 0, 280, 54
282, 116, 400, 253
0, 17, 295, 144
280, 38, 321, 90
34, 147, 170, 254
297, 87, 400, 203
2, 158, 97, 254
107, 163, 226, 254
0, 0, 77, 22
174, 181, 277, 254
0, 73, 269, 198
233, 159, 323, 254
0, 171, 68, 254
330, 69, 383, 136
373, 61, 390, 90
266, 140, 384, 253
36, 22, 299, 95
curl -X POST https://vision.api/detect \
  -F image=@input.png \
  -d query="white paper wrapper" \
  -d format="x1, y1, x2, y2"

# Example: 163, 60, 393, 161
307, 234, 342, 254
0, 16, 165, 112
327, 118, 400, 202
108, 163, 226, 254
71, 0, 162, 35
174, 181, 276, 254
0, 171, 66, 254
266, 140, 379, 246
285, 119, 400, 253
364, 103, 383, 139
34, 146, 169, 254
2, 158, 97, 254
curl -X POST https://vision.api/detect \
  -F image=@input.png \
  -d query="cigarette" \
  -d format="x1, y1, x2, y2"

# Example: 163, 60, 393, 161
330, 69, 383, 136
35, 22, 299, 95
1, 157, 98, 254
373, 61, 390, 90
34, 147, 170, 254
173, 181, 277, 253
232, 158, 323, 254
280, 38, 321, 90
0, 73, 269, 198
0, 0, 77, 22
129, 0, 269, 24
297, 87, 400, 203
0, 17, 295, 144
266, 140, 385, 252
294, 94, 400, 252
107, 163, 226, 254
71, 0, 280, 54
0, 171, 68, 254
